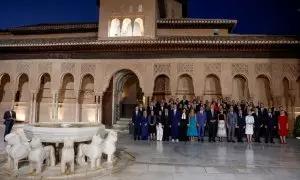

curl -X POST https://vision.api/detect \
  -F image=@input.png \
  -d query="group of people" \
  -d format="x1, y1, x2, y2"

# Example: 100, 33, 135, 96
131, 96, 289, 144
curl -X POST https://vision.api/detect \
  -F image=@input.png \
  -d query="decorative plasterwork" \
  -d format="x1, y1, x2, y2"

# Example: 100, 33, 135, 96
255, 63, 271, 76
81, 63, 96, 75
177, 63, 193, 74
61, 62, 75, 74
204, 63, 221, 76
16, 62, 30, 74
0, 63, 12, 74
153, 63, 171, 76
232, 63, 248, 76
38, 62, 52, 74
282, 63, 299, 81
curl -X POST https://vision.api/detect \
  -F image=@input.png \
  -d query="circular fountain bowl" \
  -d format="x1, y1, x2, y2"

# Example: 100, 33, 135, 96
23, 122, 105, 143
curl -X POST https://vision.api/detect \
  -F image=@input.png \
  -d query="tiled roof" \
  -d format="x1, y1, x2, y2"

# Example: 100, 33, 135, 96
0, 36, 299, 47
1, 18, 238, 34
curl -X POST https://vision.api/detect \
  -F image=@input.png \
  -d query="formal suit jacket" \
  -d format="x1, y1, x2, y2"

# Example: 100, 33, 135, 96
227, 112, 238, 126
162, 112, 171, 127
171, 110, 181, 126
132, 111, 141, 127
264, 114, 277, 128
252, 113, 263, 127
196, 111, 207, 125
3, 110, 16, 120
237, 114, 246, 127
206, 110, 218, 123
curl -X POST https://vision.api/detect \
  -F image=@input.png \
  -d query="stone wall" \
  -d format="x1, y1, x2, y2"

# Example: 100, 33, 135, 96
0, 58, 299, 131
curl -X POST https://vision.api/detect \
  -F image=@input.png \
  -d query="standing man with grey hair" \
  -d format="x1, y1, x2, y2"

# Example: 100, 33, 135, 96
3, 107, 16, 141
227, 106, 237, 142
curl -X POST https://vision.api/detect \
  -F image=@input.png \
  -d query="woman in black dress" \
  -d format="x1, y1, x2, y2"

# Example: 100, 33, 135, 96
148, 110, 157, 141
179, 108, 188, 142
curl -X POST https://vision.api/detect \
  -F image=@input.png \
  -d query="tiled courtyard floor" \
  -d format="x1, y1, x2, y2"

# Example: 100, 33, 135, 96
1, 125, 300, 180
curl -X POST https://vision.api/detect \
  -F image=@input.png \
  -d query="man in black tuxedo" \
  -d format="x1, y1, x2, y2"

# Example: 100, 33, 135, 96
206, 104, 218, 142
3, 108, 16, 140
236, 109, 246, 142
252, 108, 263, 143
264, 108, 276, 143
162, 108, 171, 141
132, 106, 142, 140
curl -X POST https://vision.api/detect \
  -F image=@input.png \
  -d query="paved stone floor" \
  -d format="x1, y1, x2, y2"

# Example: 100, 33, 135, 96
1, 125, 300, 180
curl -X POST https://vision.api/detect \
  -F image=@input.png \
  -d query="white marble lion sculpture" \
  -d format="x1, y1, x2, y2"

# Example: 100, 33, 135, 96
77, 135, 103, 169
28, 137, 55, 174
61, 137, 75, 174
5, 128, 31, 172
103, 130, 118, 164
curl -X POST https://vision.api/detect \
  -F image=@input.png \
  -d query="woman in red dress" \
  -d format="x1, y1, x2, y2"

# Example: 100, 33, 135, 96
278, 110, 288, 144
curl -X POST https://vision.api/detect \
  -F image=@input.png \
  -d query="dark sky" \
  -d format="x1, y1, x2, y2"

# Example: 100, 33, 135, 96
0, 0, 299, 35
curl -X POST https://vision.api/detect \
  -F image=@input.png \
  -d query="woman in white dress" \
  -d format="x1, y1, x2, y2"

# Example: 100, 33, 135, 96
217, 109, 227, 142
245, 110, 254, 144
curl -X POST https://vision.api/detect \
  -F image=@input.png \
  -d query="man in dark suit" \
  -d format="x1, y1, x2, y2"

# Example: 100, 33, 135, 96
236, 109, 246, 142
132, 106, 142, 140
3, 108, 16, 141
252, 108, 263, 143
264, 108, 276, 143
171, 104, 181, 142
179, 95, 189, 106
206, 104, 218, 142
162, 108, 171, 141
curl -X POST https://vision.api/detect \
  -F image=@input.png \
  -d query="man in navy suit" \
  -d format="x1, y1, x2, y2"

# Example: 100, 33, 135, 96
264, 108, 276, 143
132, 106, 142, 140
171, 104, 181, 142
206, 104, 218, 142
3, 108, 16, 141
196, 106, 207, 142
236, 109, 246, 142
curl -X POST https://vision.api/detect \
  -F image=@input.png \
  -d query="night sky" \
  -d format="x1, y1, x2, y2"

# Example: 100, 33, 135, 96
0, 0, 299, 35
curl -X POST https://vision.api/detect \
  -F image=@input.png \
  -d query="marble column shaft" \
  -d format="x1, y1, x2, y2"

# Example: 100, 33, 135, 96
75, 92, 80, 122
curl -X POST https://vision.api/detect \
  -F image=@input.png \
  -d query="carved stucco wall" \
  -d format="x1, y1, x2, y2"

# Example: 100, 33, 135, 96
0, 58, 299, 123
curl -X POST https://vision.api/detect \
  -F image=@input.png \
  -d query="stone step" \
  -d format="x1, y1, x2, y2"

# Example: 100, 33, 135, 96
119, 118, 131, 121
116, 121, 131, 125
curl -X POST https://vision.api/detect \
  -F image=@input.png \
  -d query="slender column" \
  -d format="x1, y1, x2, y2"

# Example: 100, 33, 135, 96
95, 95, 99, 123
98, 95, 103, 124
32, 93, 37, 123
75, 92, 80, 122
52, 91, 59, 121
29, 93, 34, 124
112, 76, 116, 126
11, 90, 16, 110
51, 92, 55, 120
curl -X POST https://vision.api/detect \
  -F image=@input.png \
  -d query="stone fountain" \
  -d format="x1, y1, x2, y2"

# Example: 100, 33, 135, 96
1, 122, 134, 179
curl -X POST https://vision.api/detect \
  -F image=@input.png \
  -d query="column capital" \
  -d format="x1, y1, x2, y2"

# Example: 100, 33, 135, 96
51, 90, 59, 94
95, 92, 103, 97
289, 89, 297, 98
30, 90, 39, 94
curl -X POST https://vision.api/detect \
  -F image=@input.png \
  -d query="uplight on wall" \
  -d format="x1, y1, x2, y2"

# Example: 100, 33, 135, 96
17, 113, 26, 121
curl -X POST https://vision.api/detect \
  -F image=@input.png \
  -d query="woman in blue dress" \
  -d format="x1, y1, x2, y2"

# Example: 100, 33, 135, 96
187, 108, 198, 142
140, 110, 149, 140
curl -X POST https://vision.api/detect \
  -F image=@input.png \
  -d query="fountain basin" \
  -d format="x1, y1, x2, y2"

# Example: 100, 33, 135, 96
23, 122, 105, 143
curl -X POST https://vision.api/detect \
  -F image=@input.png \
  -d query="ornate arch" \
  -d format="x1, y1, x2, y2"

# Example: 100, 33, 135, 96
79, 73, 95, 90
176, 73, 195, 96
232, 73, 249, 82
102, 68, 144, 93
59, 73, 75, 90
256, 74, 272, 86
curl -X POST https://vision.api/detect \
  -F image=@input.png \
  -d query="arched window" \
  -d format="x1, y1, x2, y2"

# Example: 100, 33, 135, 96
109, 18, 121, 37
138, 5, 143, 12
121, 18, 133, 36
133, 18, 144, 36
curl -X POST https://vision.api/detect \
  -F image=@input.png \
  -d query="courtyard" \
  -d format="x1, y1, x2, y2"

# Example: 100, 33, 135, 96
0, 125, 300, 180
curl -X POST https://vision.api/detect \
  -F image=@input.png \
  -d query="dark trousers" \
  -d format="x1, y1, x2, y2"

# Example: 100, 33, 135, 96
179, 124, 187, 141
133, 126, 141, 140
254, 127, 261, 142
208, 122, 217, 141
163, 126, 170, 141
265, 128, 274, 143
237, 127, 244, 142
4, 119, 14, 140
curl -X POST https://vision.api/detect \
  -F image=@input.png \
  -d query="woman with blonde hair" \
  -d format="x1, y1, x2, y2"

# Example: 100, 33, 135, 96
245, 110, 254, 143
187, 108, 198, 142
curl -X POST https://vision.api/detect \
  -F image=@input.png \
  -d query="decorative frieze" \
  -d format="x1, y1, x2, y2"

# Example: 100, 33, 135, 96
255, 63, 271, 76
177, 63, 193, 74
61, 62, 75, 74
38, 62, 52, 74
232, 63, 248, 75
16, 62, 30, 74
282, 63, 299, 81
0, 63, 11, 74
81, 63, 96, 75
204, 63, 221, 75
153, 63, 171, 76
